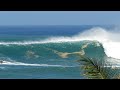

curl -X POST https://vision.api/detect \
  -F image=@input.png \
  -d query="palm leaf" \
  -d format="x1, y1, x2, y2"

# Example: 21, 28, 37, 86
77, 55, 120, 79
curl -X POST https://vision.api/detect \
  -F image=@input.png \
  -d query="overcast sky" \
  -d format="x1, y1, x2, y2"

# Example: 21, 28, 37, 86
0, 11, 119, 25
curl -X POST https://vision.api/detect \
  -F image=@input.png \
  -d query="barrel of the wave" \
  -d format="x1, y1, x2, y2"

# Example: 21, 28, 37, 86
81, 41, 107, 62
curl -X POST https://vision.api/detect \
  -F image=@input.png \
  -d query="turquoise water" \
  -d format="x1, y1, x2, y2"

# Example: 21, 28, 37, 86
0, 25, 114, 79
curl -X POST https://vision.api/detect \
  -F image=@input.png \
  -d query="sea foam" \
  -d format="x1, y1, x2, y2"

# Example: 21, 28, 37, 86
0, 60, 75, 67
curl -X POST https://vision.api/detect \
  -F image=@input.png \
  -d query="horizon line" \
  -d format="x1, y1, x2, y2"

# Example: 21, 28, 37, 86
0, 24, 115, 26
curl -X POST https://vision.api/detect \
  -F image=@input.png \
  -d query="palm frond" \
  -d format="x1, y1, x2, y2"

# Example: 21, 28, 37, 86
77, 55, 120, 79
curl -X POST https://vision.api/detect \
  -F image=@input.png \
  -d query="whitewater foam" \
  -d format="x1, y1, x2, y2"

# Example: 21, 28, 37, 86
0, 61, 75, 67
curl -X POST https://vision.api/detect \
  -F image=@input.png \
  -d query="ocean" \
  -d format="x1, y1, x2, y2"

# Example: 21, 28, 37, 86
0, 25, 119, 79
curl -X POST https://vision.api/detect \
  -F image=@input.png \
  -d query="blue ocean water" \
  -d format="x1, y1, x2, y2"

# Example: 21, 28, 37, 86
0, 25, 116, 79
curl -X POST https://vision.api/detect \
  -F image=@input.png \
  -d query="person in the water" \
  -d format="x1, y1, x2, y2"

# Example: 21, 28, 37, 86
0, 60, 3, 64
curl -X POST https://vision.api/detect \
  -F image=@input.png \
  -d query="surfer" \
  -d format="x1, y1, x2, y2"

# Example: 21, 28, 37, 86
0, 60, 3, 64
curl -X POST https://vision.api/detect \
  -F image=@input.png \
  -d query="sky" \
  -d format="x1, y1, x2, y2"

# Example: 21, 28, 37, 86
0, 11, 120, 25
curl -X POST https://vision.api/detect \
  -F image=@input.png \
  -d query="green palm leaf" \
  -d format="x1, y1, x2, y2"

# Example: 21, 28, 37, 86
77, 55, 120, 79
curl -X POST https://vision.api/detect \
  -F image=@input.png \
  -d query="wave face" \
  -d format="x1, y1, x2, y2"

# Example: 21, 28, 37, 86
0, 25, 119, 79
0, 40, 105, 63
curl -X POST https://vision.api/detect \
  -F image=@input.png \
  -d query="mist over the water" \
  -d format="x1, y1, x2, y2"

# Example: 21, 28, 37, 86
72, 27, 120, 59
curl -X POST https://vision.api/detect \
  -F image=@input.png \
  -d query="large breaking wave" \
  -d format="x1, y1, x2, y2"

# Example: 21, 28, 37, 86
0, 27, 119, 60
